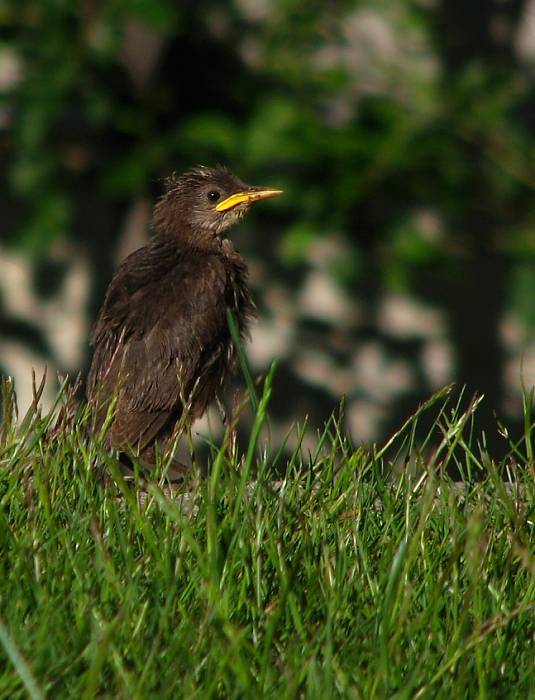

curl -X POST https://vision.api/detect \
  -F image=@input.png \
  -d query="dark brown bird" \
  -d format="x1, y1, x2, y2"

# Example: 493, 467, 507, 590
86, 166, 282, 478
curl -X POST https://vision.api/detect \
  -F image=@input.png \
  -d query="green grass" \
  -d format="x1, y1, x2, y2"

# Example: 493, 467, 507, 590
0, 369, 534, 700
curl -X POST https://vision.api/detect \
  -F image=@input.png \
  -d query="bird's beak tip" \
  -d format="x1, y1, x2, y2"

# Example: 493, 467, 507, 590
248, 188, 284, 203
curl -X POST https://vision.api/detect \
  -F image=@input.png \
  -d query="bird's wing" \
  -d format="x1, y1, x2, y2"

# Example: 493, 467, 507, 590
87, 244, 228, 453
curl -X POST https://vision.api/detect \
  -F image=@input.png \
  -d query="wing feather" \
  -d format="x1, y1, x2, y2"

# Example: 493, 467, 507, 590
87, 241, 228, 453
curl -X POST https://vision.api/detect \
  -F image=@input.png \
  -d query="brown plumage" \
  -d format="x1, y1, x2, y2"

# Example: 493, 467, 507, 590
86, 166, 282, 476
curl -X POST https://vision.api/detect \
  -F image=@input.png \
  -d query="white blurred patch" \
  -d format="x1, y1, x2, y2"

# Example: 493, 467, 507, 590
378, 293, 444, 338
421, 339, 454, 390
0, 244, 90, 414
299, 270, 357, 325
515, 1, 535, 61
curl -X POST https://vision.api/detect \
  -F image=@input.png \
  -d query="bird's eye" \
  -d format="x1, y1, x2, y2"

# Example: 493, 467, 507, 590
207, 191, 221, 203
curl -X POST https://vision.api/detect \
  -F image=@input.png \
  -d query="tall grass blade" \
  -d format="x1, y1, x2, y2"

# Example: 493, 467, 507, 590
226, 307, 258, 412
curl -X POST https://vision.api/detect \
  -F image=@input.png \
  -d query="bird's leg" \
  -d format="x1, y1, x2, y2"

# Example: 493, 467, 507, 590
225, 389, 243, 465
215, 394, 227, 424
122, 441, 188, 486
164, 457, 189, 483
151, 439, 190, 484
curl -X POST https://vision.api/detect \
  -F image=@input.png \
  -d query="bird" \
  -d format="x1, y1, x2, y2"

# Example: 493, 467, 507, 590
86, 166, 282, 480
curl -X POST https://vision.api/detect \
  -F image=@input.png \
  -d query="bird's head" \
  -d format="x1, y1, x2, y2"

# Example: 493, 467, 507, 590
153, 166, 283, 243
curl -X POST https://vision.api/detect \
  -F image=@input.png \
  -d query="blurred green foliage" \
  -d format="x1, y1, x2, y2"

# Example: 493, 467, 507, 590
3, 2, 534, 257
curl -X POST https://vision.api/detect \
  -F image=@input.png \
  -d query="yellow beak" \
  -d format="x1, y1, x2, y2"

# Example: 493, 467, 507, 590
215, 188, 283, 213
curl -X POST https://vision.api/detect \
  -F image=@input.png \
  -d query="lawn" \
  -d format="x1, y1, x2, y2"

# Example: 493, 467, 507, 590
0, 369, 534, 699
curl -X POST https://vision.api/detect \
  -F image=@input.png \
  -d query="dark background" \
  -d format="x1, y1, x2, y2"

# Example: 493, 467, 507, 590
1, 0, 534, 457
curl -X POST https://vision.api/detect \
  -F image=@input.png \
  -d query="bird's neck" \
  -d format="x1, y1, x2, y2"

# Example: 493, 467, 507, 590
149, 230, 244, 266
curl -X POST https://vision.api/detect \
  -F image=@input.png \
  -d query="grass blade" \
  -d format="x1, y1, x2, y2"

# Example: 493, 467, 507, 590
0, 615, 45, 700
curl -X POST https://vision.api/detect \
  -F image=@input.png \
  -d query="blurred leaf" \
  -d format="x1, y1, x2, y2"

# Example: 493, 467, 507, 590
278, 222, 318, 265
100, 149, 152, 196
328, 249, 363, 289
126, 0, 179, 32
243, 97, 311, 165
389, 218, 443, 265
381, 213, 447, 291
509, 264, 535, 331
178, 114, 239, 161
17, 193, 71, 256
